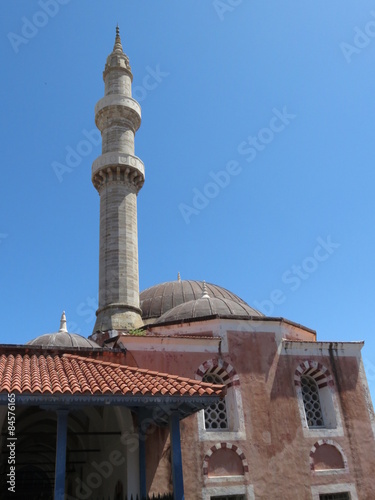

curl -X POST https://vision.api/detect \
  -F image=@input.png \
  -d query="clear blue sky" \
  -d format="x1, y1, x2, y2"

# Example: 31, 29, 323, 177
1, 1, 375, 401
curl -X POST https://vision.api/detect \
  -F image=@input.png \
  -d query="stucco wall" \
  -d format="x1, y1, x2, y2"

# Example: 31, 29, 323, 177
125, 321, 375, 499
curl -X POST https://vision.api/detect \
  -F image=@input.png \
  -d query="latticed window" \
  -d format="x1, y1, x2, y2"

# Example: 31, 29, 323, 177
301, 375, 325, 428
202, 372, 228, 430
319, 493, 350, 500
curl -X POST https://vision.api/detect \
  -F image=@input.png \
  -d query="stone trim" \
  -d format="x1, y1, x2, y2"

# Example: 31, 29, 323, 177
309, 439, 349, 474
196, 358, 240, 388
202, 442, 249, 476
202, 484, 255, 500
311, 483, 358, 500
294, 360, 334, 389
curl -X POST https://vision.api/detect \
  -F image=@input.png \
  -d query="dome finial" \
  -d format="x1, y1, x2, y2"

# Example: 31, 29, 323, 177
177, 272, 181, 282
59, 311, 68, 333
201, 281, 210, 299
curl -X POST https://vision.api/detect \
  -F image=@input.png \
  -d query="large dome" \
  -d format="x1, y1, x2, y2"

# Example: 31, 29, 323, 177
155, 295, 263, 324
140, 279, 262, 324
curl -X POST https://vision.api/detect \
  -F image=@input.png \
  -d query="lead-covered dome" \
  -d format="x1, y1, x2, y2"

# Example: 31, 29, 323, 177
140, 279, 262, 324
27, 312, 100, 348
27, 332, 100, 348
155, 295, 263, 324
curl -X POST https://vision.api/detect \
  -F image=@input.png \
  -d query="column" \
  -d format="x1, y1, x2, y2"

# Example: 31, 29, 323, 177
54, 409, 69, 500
169, 412, 184, 500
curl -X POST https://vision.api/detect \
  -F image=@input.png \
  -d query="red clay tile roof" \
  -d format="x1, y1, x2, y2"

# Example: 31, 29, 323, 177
0, 352, 225, 398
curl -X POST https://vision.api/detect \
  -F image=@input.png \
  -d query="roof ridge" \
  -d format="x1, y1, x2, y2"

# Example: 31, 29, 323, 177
62, 353, 224, 387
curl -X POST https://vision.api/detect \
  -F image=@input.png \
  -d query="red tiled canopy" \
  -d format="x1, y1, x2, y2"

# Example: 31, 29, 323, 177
0, 352, 225, 398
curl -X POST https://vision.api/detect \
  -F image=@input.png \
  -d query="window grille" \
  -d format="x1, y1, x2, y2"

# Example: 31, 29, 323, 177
319, 493, 350, 500
202, 372, 228, 430
301, 375, 324, 428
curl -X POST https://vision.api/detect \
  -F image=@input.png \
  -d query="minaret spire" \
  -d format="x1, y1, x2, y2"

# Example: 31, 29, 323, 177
92, 28, 144, 332
113, 24, 123, 53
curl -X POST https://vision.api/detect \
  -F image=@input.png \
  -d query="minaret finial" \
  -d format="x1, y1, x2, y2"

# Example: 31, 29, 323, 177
177, 272, 181, 282
113, 24, 123, 53
59, 311, 68, 333
201, 281, 210, 299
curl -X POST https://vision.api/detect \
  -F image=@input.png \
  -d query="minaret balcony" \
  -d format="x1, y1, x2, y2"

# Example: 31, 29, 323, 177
95, 94, 141, 131
92, 152, 145, 192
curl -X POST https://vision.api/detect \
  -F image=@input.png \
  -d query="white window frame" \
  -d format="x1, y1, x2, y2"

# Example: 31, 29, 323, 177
296, 374, 344, 438
311, 483, 358, 500
198, 383, 246, 441
202, 484, 255, 500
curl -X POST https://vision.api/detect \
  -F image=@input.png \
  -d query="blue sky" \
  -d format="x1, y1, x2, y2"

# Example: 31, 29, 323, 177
1, 1, 375, 401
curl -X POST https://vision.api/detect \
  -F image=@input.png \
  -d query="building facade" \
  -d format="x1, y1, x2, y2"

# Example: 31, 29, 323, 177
0, 28, 374, 500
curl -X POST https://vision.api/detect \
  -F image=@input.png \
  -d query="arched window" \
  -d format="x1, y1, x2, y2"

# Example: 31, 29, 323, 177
202, 372, 228, 430
301, 375, 325, 428
294, 361, 340, 431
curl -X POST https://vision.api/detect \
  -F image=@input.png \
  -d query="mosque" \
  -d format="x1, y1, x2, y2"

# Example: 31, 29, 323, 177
0, 28, 374, 500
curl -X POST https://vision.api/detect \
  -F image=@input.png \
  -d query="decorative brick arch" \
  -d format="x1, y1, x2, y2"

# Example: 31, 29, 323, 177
196, 359, 239, 388
294, 360, 334, 389
309, 440, 348, 472
202, 443, 249, 476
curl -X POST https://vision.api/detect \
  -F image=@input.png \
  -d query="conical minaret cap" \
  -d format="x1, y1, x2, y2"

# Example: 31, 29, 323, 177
113, 25, 124, 53
104, 25, 132, 79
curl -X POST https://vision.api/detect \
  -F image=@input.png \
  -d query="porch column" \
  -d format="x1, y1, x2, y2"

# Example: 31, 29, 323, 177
169, 412, 184, 500
54, 409, 69, 500
139, 412, 147, 499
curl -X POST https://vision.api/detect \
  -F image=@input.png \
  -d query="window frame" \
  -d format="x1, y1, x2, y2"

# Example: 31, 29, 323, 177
311, 483, 358, 500
294, 361, 344, 438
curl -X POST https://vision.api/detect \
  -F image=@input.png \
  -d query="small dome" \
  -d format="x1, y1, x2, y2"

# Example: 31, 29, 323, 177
27, 312, 101, 348
27, 332, 100, 348
155, 296, 263, 324
140, 279, 257, 323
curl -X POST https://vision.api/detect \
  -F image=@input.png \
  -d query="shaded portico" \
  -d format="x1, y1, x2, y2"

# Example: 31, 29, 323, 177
0, 346, 225, 499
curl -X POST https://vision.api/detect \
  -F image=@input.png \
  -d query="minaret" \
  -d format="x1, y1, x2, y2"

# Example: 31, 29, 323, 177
92, 27, 144, 332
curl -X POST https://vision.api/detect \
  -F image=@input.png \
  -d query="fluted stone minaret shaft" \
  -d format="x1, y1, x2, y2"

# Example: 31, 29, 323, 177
92, 27, 144, 332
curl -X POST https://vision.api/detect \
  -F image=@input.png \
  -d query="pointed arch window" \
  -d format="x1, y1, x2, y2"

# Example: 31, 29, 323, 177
301, 375, 324, 428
